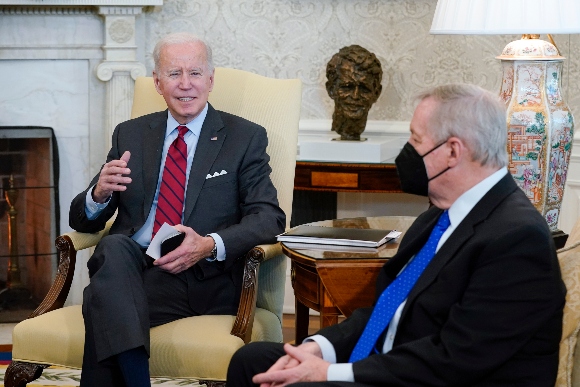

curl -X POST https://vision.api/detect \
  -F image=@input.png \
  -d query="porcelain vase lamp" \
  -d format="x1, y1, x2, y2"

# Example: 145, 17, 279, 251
430, 0, 580, 233
499, 37, 574, 231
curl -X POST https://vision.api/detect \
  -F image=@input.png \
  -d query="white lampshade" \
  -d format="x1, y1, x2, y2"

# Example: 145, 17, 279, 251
430, 0, 580, 35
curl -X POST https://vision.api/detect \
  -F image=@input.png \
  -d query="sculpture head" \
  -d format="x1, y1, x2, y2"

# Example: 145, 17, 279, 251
326, 45, 383, 140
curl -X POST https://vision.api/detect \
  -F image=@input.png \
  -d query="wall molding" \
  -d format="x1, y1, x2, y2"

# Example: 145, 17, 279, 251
0, 5, 95, 14
299, 119, 409, 136
0, 0, 161, 5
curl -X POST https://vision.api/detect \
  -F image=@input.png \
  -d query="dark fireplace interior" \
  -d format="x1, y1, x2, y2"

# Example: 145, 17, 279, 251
0, 127, 59, 322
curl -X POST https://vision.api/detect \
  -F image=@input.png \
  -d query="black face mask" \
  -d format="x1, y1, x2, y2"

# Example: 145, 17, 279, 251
395, 141, 450, 196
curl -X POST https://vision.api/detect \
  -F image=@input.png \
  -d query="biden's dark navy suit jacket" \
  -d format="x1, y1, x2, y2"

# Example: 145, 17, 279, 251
70, 104, 286, 317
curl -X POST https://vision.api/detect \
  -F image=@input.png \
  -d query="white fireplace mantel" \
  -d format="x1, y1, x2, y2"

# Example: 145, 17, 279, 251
1, 0, 162, 147
0, 0, 163, 305
0, 0, 160, 5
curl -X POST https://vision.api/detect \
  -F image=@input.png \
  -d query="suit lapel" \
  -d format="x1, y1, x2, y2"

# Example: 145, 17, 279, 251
142, 111, 168, 220
402, 174, 519, 314
384, 211, 440, 281
183, 104, 225, 224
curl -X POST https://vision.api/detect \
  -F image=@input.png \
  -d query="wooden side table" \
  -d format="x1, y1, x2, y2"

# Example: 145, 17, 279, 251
282, 216, 417, 344
294, 160, 401, 193
290, 160, 402, 228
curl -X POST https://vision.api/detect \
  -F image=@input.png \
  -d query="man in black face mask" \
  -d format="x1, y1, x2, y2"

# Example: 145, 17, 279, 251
227, 84, 565, 387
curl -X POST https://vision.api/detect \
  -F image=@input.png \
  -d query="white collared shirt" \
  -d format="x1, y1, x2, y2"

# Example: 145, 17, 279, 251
310, 167, 508, 381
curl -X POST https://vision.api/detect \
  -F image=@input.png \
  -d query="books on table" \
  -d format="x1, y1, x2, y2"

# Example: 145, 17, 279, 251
277, 225, 402, 248
281, 241, 385, 254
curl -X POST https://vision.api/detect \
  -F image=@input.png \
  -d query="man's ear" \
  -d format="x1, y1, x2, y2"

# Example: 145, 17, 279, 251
152, 72, 163, 95
208, 68, 215, 92
446, 137, 464, 167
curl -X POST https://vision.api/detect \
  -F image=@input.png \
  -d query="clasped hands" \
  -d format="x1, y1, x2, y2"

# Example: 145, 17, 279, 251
93, 151, 214, 274
252, 342, 330, 387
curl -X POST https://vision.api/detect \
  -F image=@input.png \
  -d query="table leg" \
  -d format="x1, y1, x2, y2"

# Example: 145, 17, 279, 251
320, 313, 339, 328
320, 286, 340, 328
295, 298, 310, 344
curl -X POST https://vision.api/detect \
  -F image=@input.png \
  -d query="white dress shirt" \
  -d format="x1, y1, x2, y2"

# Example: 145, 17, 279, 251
308, 167, 508, 381
84, 104, 226, 261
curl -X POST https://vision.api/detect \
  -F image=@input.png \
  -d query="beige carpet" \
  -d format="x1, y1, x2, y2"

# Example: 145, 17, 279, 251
0, 365, 204, 386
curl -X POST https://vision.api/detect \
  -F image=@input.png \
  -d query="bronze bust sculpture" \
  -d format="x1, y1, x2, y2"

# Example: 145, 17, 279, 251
326, 45, 383, 141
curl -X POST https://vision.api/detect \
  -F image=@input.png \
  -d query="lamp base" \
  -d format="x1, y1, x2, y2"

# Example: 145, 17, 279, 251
500, 57, 574, 231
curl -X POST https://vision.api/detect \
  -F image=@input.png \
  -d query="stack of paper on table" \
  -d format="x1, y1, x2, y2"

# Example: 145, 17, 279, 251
277, 225, 402, 248
281, 241, 386, 254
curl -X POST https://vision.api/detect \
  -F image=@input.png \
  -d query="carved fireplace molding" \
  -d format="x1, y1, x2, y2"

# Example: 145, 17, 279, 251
0, 0, 162, 15
1, 0, 162, 146
0, 0, 163, 304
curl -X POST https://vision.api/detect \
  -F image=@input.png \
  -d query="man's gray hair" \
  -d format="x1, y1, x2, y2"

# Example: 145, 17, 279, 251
153, 32, 214, 74
417, 84, 508, 169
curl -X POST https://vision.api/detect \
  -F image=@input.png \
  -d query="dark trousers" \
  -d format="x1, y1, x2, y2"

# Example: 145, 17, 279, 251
80, 234, 198, 387
226, 342, 374, 387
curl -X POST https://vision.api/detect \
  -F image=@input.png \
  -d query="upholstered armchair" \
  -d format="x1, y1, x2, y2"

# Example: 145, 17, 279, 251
557, 218, 580, 387
5, 68, 302, 387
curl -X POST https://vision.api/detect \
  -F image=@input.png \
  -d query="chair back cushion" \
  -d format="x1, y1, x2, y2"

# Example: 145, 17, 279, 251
132, 68, 302, 230
132, 69, 301, 323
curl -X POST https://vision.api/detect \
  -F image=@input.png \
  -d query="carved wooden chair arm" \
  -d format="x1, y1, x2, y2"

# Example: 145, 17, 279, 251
230, 242, 282, 343
28, 222, 114, 318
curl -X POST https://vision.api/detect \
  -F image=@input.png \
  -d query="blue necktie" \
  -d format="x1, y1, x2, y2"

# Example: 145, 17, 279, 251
349, 210, 451, 362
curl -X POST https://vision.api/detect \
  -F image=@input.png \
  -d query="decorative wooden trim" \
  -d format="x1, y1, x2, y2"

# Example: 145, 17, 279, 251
28, 235, 77, 318
4, 361, 49, 387
230, 247, 264, 343
294, 161, 402, 193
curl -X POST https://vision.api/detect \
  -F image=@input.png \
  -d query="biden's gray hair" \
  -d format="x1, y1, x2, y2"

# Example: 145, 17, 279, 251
153, 32, 214, 74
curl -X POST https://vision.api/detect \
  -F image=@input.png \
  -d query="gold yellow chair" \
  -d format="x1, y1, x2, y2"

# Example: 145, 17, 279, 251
5, 68, 302, 387
557, 217, 580, 387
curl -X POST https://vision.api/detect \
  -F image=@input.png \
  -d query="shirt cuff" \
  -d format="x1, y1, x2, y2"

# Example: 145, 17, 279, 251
327, 363, 355, 382
205, 233, 225, 262
305, 335, 354, 382
85, 185, 111, 220
304, 335, 336, 363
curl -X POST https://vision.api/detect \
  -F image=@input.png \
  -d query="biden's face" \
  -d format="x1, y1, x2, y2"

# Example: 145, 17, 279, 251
153, 41, 214, 125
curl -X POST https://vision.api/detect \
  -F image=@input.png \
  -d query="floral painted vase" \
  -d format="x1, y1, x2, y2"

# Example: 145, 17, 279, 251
499, 38, 574, 231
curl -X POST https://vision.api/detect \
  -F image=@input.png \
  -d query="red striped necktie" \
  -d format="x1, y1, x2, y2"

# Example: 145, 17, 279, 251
152, 125, 188, 239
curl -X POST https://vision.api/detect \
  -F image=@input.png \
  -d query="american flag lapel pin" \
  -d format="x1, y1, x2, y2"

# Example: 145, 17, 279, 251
210, 136, 217, 141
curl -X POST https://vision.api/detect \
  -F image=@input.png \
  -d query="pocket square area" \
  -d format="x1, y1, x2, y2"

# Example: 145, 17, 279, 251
206, 170, 228, 179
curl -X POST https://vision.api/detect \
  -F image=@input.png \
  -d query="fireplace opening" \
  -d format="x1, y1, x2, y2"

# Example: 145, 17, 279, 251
0, 127, 59, 322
